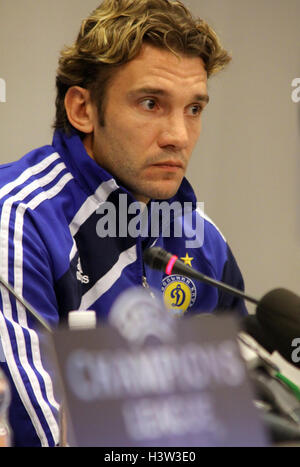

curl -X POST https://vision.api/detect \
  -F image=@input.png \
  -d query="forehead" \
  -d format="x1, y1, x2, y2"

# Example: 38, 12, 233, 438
108, 43, 208, 95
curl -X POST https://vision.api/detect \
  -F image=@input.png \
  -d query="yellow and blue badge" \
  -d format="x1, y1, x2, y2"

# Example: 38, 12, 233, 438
161, 275, 197, 316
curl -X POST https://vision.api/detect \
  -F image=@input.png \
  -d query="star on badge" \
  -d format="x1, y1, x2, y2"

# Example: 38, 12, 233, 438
180, 253, 194, 267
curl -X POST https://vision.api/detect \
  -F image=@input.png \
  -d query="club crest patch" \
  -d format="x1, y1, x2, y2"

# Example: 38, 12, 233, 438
161, 275, 197, 316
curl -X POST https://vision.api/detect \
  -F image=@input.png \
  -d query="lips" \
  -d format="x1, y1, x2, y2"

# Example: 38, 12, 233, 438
152, 160, 184, 169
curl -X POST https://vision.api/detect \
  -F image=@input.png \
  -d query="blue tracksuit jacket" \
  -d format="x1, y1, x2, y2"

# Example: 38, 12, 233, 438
0, 130, 247, 446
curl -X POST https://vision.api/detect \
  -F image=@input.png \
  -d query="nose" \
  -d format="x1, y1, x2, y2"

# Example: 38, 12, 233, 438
158, 113, 190, 151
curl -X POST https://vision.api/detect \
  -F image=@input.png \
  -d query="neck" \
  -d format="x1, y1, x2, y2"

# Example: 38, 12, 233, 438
83, 134, 150, 205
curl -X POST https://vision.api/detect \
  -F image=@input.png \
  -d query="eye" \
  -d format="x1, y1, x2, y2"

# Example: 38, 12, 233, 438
139, 98, 157, 111
186, 104, 203, 117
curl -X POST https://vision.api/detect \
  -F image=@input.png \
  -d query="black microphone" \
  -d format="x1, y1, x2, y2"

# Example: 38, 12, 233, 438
256, 288, 300, 367
143, 246, 259, 305
241, 314, 277, 355
237, 300, 300, 369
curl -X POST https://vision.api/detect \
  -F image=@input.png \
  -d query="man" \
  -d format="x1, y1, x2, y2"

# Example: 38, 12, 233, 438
0, 0, 247, 447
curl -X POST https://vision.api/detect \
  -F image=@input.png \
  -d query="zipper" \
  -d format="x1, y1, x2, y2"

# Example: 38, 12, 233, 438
142, 274, 156, 299
142, 275, 149, 289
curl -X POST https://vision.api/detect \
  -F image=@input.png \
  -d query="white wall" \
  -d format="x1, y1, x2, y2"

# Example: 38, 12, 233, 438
186, 0, 300, 314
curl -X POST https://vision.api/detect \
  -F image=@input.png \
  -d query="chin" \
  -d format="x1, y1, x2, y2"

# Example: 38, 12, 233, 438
131, 180, 182, 202
149, 187, 180, 201
154, 193, 177, 201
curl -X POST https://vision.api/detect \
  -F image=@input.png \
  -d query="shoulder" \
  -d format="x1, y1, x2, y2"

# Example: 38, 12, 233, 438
0, 144, 77, 262
0, 145, 58, 186
0, 144, 75, 216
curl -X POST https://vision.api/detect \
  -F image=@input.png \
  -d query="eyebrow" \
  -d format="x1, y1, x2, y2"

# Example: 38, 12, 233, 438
128, 87, 210, 104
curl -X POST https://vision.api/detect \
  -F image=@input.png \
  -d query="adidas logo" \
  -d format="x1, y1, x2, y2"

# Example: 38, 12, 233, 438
76, 258, 90, 284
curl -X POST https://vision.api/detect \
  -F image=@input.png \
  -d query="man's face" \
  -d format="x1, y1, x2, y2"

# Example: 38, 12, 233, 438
85, 43, 208, 203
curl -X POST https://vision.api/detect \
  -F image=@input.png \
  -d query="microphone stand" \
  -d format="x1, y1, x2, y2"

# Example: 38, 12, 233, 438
143, 247, 260, 306
0, 275, 71, 446
0, 275, 52, 334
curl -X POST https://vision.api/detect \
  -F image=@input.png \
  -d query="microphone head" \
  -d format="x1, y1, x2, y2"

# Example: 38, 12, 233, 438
240, 314, 276, 355
143, 247, 171, 271
256, 288, 300, 367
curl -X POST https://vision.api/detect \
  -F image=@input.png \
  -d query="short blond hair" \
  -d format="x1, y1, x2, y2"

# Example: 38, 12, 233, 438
54, 0, 231, 136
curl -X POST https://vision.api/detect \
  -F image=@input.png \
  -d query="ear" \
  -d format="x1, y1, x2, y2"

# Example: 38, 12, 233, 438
64, 86, 95, 134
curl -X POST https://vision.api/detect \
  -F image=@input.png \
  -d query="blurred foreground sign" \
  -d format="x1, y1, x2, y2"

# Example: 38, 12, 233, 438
52, 314, 269, 447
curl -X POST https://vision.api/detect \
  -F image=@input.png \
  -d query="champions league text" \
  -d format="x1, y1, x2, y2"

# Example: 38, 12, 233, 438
65, 340, 246, 443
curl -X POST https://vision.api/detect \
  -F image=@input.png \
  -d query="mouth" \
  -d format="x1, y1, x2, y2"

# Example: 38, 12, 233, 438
152, 160, 184, 170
